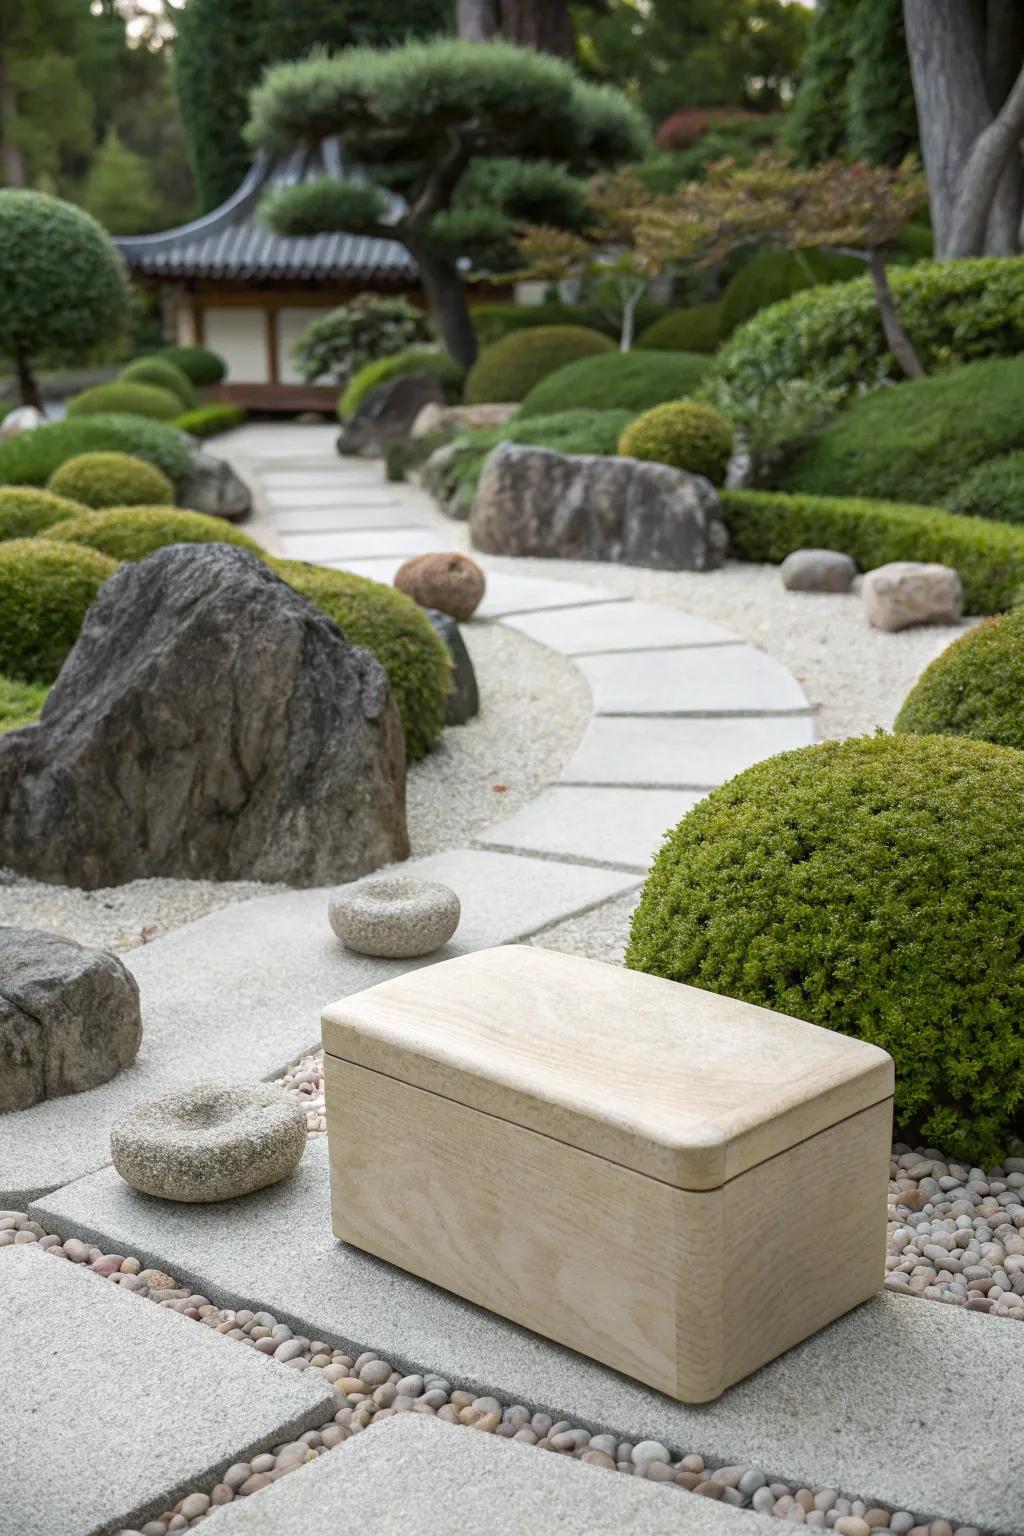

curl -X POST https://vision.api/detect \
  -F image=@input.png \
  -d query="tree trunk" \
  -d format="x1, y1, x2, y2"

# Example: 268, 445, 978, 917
456, 0, 500, 41
415, 250, 479, 370
499, 0, 574, 58
13, 346, 42, 411
867, 248, 924, 380
0, 53, 27, 188
982, 0, 1024, 250
947, 52, 1024, 255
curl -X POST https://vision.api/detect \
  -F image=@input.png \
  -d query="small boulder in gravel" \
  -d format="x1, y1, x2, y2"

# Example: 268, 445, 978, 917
424, 608, 479, 725
0, 927, 141, 1111
781, 548, 857, 594
110, 1079, 306, 1202
394, 552, 486, 622
177, 450, 251, 522
862, 561, 963, 632
328, 875, 460, 958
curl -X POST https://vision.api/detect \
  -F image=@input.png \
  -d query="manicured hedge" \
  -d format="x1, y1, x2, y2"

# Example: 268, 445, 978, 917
635, 301, 723, 354
619, 400, 732, 483
48, 452, 173, 509
518, 349, 710, 418
625, 732, 1024, 1164
0, 539, 117, 682
155, 344, 226, 386
0, 674, 48, 734
0, 486, 85, 541
946, 451, 1024, 525
464, 326, 614, 405
895, 610, 1024, 751
66, 381, 184, 422
339, 349, 464, 419
0, 415, 193, 490
42, 506, 262, 563
721, 488, 1024, 614
120, 357, 197, 409
174, 403, 248, 438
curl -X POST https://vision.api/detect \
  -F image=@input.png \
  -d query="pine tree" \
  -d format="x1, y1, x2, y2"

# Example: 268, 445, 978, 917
82, 129, 164, 235
782, 0, 857, 165
847, 0, 918, 166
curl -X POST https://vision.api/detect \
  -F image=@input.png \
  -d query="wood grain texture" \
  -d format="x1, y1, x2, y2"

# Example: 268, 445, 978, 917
321, 945, 895, 1190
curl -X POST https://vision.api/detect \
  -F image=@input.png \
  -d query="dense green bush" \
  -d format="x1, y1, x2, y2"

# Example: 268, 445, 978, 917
895, 611, 1024, 751
66, 381, 184, 422
945, 452, 1024, 526
0, 674, 48, 734
174, 403, 248, 438
722, 488, 1024, 615
293, 296, 431, 387
519, 349, 710, 419
635, 302, 722, 354
0, 415, 193, 490
619, 400, 732, 482
0, 539, 117, 682
471, 297, 673, 348
0, 487, 85, 541
43, 507, 261, 563
120, 357, 197, 409
432, 408, 635, 515
48, 452, 173, 509
719, 248, 862, 337
625, 732, 1024, 1163
780, 357, 1024, 506
272, 560, 450, 761
155, 344, 226, 386
464, 326, 614, 405
339, 349, 464, 419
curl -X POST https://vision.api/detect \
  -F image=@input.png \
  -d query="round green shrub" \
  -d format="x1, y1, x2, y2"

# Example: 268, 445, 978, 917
945, 451, 1024, 525
174, 403, 247, 438
618, 400, 732, 482
339, 349, 464, 420
0, 538, 117, 683
464, 326, 614, 405
48, 452, 173, 510
472, 298, 673, 348
0, 415, 192, 491
518, 349, 710, 419
0, 486, 86, 541
120, 357, 198, 409
0, 674, 48, 734
895, 610, 1024, 751
719, 248, 862, 337
625, 732, 1024, 1163
42, 506, 262, 563
155, 345, 226, 386
66, 381, 183, 422
272, 560, 451, 762
635, 302, 723, 354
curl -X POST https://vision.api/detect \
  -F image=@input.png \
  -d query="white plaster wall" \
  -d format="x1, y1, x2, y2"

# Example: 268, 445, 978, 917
276, 306, 332, 384
202, 308, 268, 383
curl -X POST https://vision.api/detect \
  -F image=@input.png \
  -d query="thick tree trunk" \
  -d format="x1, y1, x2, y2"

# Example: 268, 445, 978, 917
0, 53, 27, 188
948, 55, 1024, 255
456, 0, 499, 41
982, 0, 1024, 250
867, 248, 924, 379
415, 251, 479, 370
14, 347, 42, 411
499, 0, 574, 58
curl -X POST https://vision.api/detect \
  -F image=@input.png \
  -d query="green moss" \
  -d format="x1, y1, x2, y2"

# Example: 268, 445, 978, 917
0, 486, 86, 541
272, 560, 450, 761
0, 415, 193, 490
339, 349, 464, 420
119, 357, 198, 409
47, 452, 173, 510
626, 732, 1024, 1164
42, 506, 262, 563
945, 452, 1024, 525
634, 301, 722, 354
174, 403, 248, 438
66, 381, 185, 421
155, 344, 226, 386
895, 610, 1024, 751
618, 400, 732, 482
518, 349, 710, 419
0, 538, 117, 683
0, 674, 48, 733
464, 326, 614, 405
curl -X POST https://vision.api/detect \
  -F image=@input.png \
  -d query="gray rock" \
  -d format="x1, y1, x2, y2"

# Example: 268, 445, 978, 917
110, 1079, 307, 1201
781, 549, 857, 593
338, 374, 446, 457
0, 404, 46, 438
424, 608, 479, 726
328, 875, 460, 958
177, 449, 251, 522
470, 442, 728, 571
0, 927, 141, 1112
0, 545, 409, 888
862, 561, 963, 632
412, 402, 516, 438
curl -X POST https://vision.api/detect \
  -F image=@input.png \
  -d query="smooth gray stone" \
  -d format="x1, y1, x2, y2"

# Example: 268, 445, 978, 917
1, 1244, 335, 1536
424, 608, 479, 725
178, 449, 251, 522
862, 561, 964, 632
781, 548, 857, 593
33, 1136, 1024, 1533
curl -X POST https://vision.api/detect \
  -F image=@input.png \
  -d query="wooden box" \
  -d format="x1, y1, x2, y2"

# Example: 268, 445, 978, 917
322, 945, 894, 1403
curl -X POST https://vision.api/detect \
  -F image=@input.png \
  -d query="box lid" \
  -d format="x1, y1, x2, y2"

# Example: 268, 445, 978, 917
321, 946, 894, 1191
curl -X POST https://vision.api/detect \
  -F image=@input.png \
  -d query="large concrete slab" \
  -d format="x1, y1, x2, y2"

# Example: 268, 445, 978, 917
559, 715, 818, 788
0, 851, 636, 1204
279, 528, 448, 561
205, 1413, 771, 1536
502, 600, 739, 654
1, 1244, 335, 1536
33, 1136, 1024, 1533
475, 785, 702, 870
271, 505, 420, 532
475, 573, 620, 619
578, 646, 811, 716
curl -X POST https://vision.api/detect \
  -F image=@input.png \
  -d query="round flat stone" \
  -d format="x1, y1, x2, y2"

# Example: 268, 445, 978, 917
328, 876, 460, 958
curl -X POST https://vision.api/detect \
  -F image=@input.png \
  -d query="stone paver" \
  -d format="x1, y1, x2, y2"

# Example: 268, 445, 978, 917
502, 600, 739, 654
33, 1136, 1024, 1534
559, 715, 817, 787
475, 785, 701, 870
1, 1244, 336, 1536
578, 646, 811, 716
273, 504, 422, 532
205, 1413, 772, 1536
474, 573, 620, 618
278, 528, 448, 562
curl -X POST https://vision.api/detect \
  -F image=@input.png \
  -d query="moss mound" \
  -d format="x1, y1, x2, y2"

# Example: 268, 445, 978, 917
619, 399, 732, 482
66, 381, 185, 422
120, 357, 197, 409
518, 349, 710, 419
0, 539, 117, 683
48, 452, 173, 510
42, 506, 262, 563
719, 247, 862, 336
0, 675, 48, 734
626, 732, 1024, 1163
155, 344, 226, 386
464, 325, 614, 405
895, 609, 1024, 751
0, 486, 86, 541
174, 403, 247, 438
0, 415, 193, 490
945, 451, 1024, 525
635, 301, 723, 354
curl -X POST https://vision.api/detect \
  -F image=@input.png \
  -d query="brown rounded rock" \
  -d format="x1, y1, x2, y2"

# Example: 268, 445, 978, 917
394, 552, 485, 622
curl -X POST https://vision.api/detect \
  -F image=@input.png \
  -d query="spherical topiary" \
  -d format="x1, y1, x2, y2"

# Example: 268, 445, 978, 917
120, 357, 198, 409
635, 302, 723, 354
626, 732, 1024, 1163
0, 486, 86, 541
66, 381, 184, 421
155, 344, 226, 386
272, 560, 451, 761
41, 506, 263, 563
48, 452, 174, 510
518, 349, 710, 419
464, 326, 615, 405
945, 451, 1024, 525
0, 538, 117, 682
0, 415, 193, 490
618, 400, 732, 482
895, 609, 1024, 751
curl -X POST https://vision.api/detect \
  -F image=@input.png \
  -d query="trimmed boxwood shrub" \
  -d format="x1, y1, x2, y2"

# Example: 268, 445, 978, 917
0, 486, 85, 541
120, 357, 197, 409
719, 248, 862, 337
518, 349, 710, 419
619, 400, 732, 482
945, 452, 1024, 525
464, 326, 614, 405
0, 538, 117, 682
780, 357, 1024, 506
625, 732, 1024, 1163
0, 674, 48, 734
895, 610, 1024, 751
42, 506, 262, 563
174, 403, 248, 438
635, 301, 723, 354
0, 415, 193, 490
471, 298, 673, 348
66, 381, 183, 421
48, 452, 173, 509
272, 560, 450, 761
155, 344, 226, 386
340, 349, 464, 420
721, 488, 1024, 615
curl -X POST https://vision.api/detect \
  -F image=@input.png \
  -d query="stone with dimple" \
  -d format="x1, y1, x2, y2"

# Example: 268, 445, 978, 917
328, 875, 460, 959
862, 562, 963, 632
781, 549, 857, 594
110, 1079, 307, 1202
394, 551, 486, 622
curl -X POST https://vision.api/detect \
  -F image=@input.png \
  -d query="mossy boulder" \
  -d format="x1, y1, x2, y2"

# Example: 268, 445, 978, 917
47, 452, 173, 510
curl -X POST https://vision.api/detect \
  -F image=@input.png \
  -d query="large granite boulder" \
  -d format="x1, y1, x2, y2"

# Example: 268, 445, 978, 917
177, 450, 251, 522
338, 373, 446, 457
0, 927, 141, 1112
0, 545, 409, 888
470, 442, 728, 571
